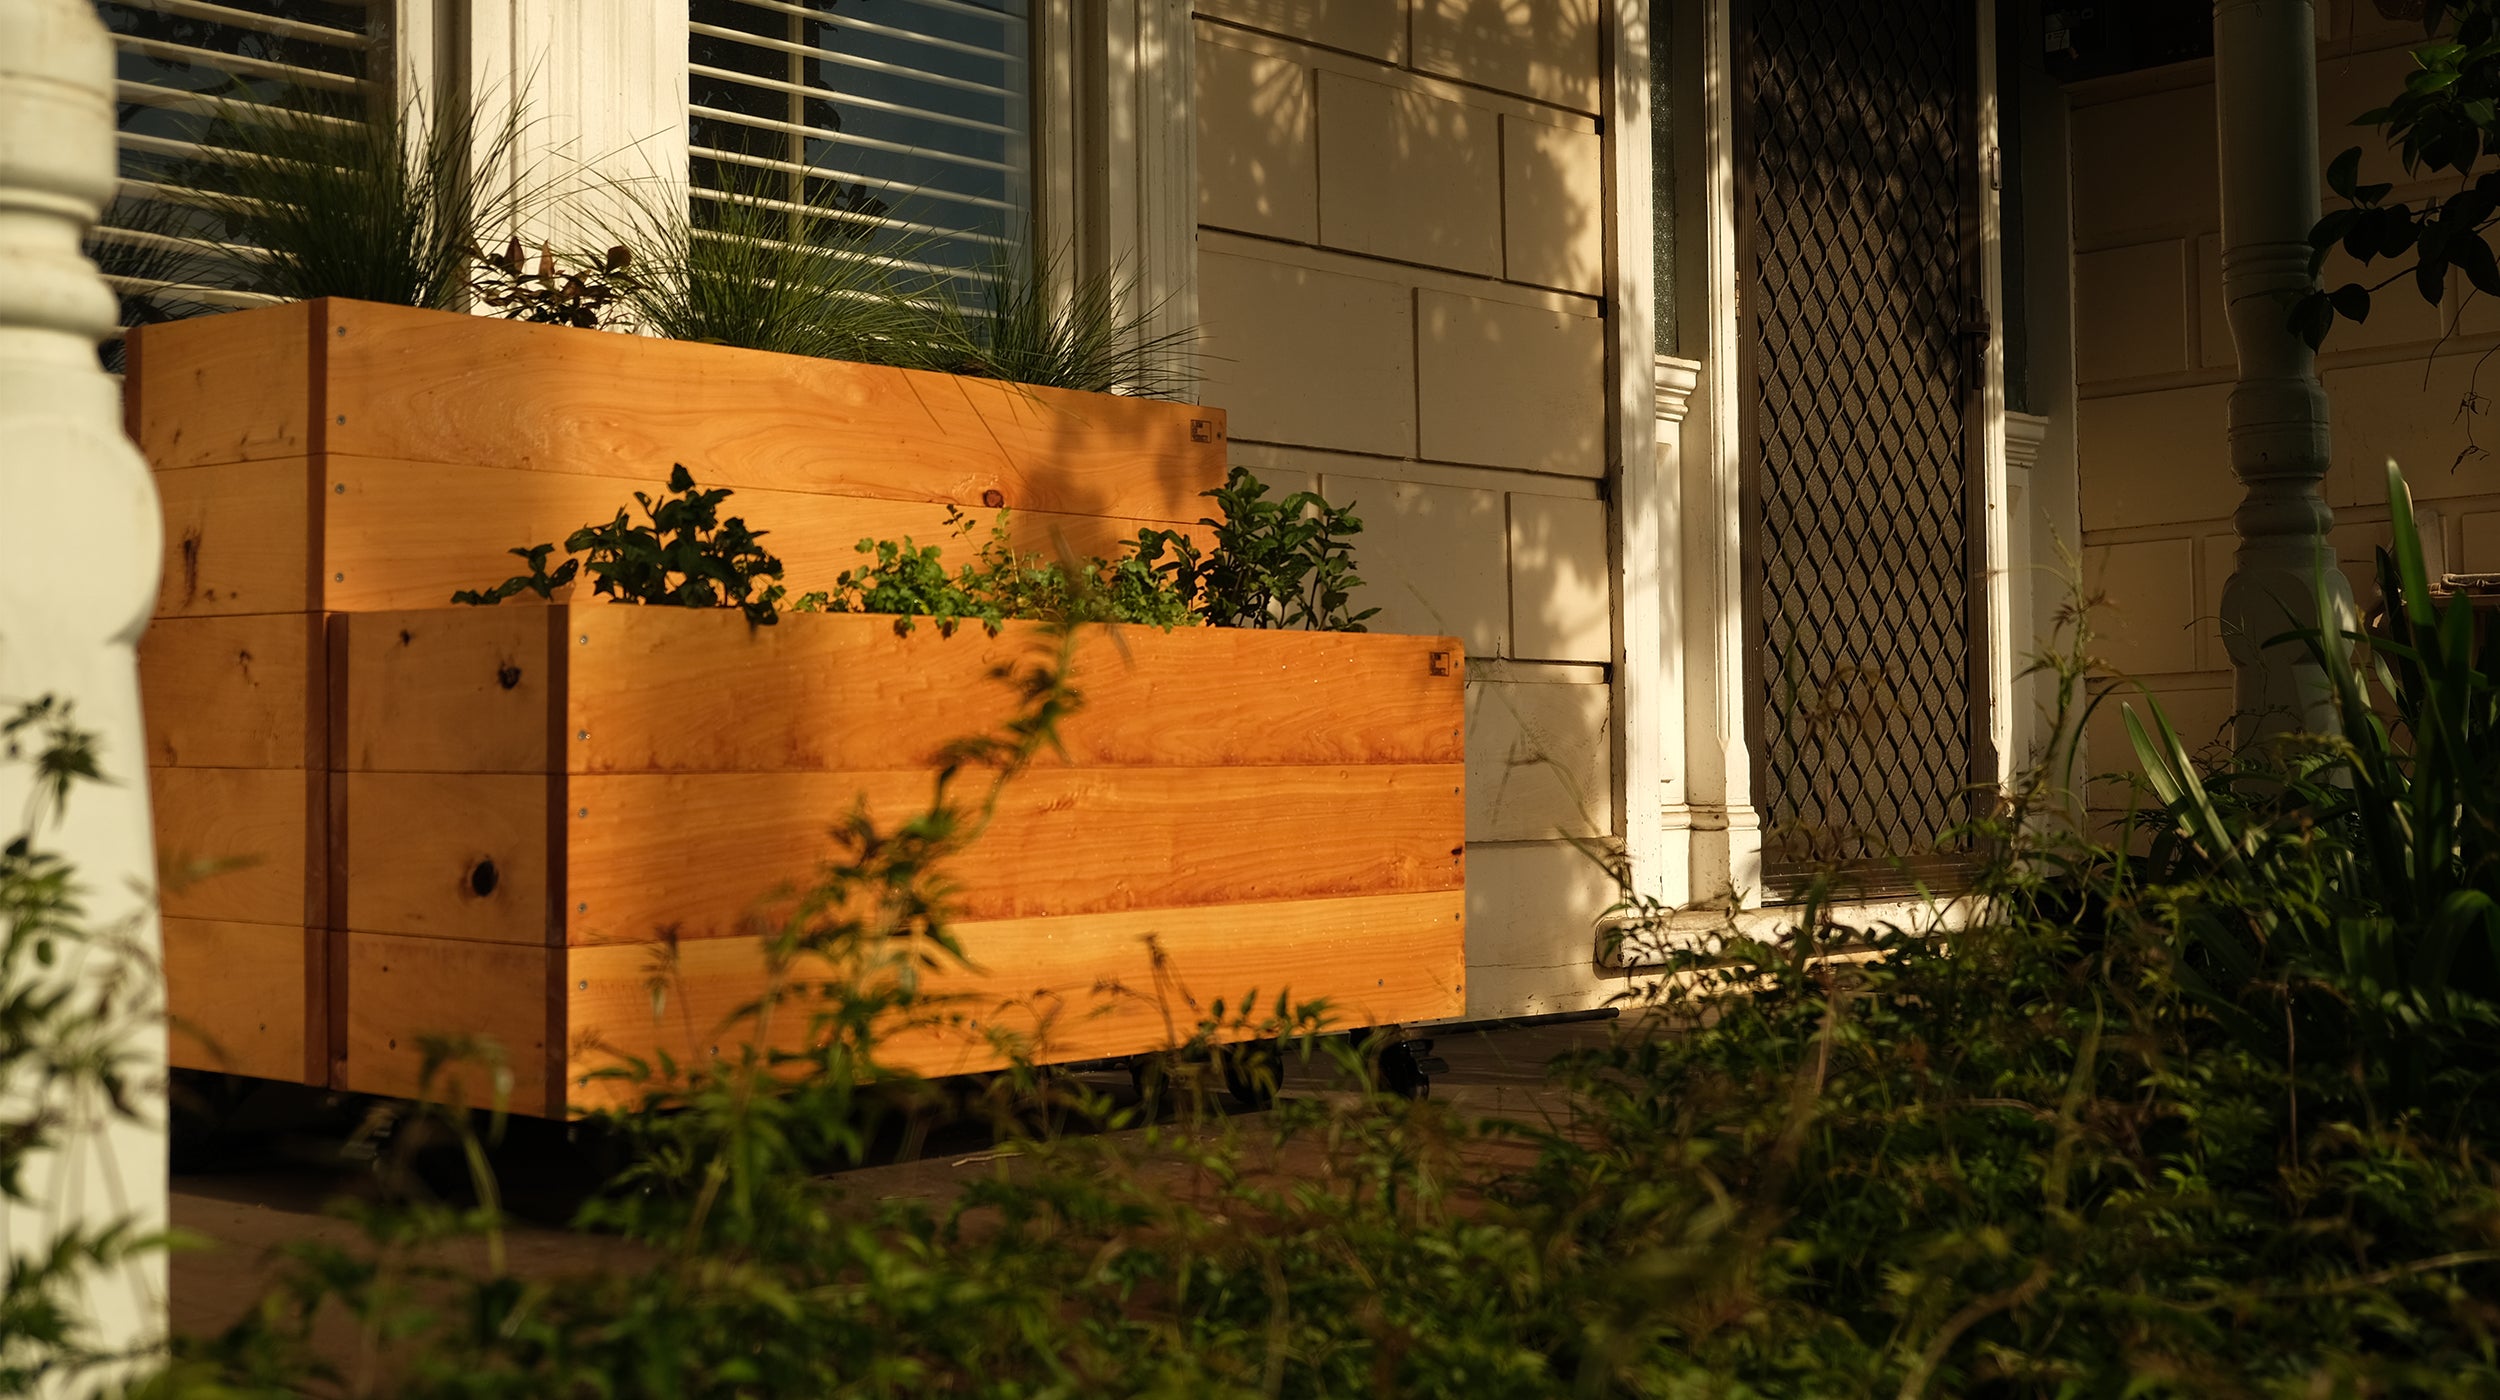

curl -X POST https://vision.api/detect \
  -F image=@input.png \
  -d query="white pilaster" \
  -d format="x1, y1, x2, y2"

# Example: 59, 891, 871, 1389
1607, 0, 1667, 907
1677, 0, 1762, 907
466, 0, 691, 244
2212, 0, 2352, 738
0, 0, 168, 1371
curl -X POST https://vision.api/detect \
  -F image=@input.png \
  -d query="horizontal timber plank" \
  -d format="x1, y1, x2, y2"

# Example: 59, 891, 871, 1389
341, 932, 556, 1116
321, 456, 1208, 614
152, 459, 316, 617
333, 608, 556, 774
151, 766, 322, 926
340, 607, 1465, 774
320, 300, 1227, 522
139, 613, 325, 769
559, 766, 1464, 943
127, 302, 313, 470
564, 890, 1468, 1109
340, 772, 554, 945
164, 918, 320, 1083
565, 611, 1466, 773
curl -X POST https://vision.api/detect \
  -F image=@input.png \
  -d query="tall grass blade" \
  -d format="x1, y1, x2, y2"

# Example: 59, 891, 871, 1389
606, 172, 938, 365
193, 90, 527, 309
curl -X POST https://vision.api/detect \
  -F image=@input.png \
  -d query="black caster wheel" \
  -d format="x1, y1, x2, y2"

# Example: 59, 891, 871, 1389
1219, 1038, 1283, 1111
1378, 1037, 1449, 1101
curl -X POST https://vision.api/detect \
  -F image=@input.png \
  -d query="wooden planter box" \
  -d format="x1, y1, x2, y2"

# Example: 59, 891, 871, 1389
125, 300, 1468, 1111
328, 606, 1463, 1113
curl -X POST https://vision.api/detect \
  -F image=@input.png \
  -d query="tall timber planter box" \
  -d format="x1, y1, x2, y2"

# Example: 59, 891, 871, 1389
124, 299, 1468, 1109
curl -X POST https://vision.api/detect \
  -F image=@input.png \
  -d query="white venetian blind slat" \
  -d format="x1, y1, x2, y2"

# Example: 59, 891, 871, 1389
91, 0, 382, 350
688, 0, 1034, 284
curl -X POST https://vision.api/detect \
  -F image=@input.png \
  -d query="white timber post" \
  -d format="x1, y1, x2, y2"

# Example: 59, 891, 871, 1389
1679, 0, 1763, 907
0, 0, 170, 1373
1606, 0, 1667, 909
2212, 0, 2353, 739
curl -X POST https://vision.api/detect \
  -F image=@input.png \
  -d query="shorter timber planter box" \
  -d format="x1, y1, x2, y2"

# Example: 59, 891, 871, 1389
330, 606, 1467, 1114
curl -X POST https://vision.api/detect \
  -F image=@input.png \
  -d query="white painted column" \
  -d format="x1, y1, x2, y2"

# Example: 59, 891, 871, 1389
1651, 356, 1706, 901
2213, 0, 2352, 738
0, 0, 169, 1370
1041, 0, 1198, 392
1679, 0, 1763, 907
465, 0, 691, 245
1605, 0, 1667, 907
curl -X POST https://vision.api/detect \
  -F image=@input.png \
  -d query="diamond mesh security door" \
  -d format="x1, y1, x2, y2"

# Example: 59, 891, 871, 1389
1736, 0, 1994, 890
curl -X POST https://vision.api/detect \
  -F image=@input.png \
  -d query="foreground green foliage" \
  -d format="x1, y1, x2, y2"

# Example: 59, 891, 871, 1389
0, 700, 167, 1393
158, 470, 2500, 1396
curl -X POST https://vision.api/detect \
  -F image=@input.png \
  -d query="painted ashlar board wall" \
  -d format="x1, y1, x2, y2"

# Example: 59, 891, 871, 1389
2071, 0, 2500, 802
1190, 0, 1625, 1017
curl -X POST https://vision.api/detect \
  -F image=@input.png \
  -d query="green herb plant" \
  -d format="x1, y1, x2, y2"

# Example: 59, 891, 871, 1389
452, 465, 791, 626
822, 507, 1193, 637
1136, 466, 1378, 631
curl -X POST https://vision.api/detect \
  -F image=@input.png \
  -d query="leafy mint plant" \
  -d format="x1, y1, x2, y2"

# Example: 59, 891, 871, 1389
1135, 467, 1377, 631
453, 465, 791, 625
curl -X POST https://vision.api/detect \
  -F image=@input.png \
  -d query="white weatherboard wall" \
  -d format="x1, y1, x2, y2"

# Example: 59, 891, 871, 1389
1192, 0, 1625, 1016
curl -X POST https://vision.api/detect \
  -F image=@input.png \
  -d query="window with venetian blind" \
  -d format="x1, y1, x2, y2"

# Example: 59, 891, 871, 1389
687, 0, 1035, 282
89, 0, 383, 341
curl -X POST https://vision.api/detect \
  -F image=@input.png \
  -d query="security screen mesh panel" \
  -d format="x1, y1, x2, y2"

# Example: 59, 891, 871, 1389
1742, 0, 1986, 885
689, 0, 1033, 280
91, 0, 380, 332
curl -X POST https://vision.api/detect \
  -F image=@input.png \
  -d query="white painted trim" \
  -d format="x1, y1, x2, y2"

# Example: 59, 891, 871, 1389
1040, 1, 1197, 393
1609, 894, 1986, 967
467, 0, 689, 247
1606, 0, 1666, 907
1671, 0, 1763, 909
1976, 0, 2016, 796
2004, 410, 2050, 471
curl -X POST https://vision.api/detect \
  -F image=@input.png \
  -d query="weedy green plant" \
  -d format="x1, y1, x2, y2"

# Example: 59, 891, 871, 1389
914, 243, 1198, 398
604, 171, 938, 364
1136, 466, 1378, 631
188, 89, 529, 311
452, 465, 791, 626
0, 698, 173, 1392
822, 507, 1193, 636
